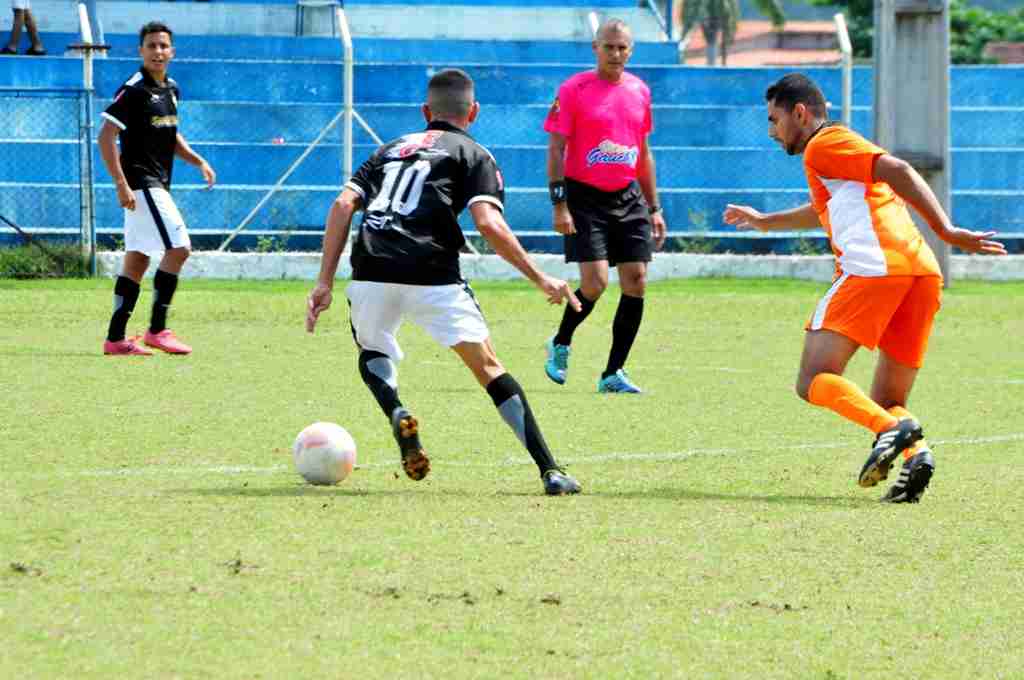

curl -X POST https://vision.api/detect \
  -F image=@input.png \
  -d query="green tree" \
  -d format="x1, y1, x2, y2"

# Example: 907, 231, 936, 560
682, 0, 786, 65
814, 0, 1024, 63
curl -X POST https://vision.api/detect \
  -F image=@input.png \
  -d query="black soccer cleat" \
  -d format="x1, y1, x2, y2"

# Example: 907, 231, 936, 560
543, 469, 581, 496
881, 449, 935, 503
391, 408, 430, 481
858, 418, 924, 488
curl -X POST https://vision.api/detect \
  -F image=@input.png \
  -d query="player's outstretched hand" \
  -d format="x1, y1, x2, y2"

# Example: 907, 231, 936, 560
539, 275, 582, 312
116, 181, 136, 211
651, 211, 667, 251
944, 227, 1007, 255
723, 204, 767, 231
200, 162, 217, 189
306, 283, 333, 333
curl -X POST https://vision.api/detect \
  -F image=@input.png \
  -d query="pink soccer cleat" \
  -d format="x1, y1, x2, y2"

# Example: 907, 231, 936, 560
103, 336, 153, 356
143, 329, 192, 355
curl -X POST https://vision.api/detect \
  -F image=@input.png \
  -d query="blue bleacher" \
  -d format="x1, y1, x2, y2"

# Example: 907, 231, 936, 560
2, 42, 1023, 251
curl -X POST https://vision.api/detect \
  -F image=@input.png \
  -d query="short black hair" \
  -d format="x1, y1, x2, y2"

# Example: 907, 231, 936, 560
765, 73, 827, 118
427, 68, 475, 119
139, 21, 173, 46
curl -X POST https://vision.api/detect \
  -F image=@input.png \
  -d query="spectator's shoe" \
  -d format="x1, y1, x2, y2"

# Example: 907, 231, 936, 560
143, 329, 192, 354
544, 337, 570, 385
858, 418, 923, 488
881, 448, 935, 503
543, 469, 581, 496
26, 47, 46, 56
597, 369, 643, 394
103, 336, 153, 356
1, 46, 17, 55
391, 408, 430, 481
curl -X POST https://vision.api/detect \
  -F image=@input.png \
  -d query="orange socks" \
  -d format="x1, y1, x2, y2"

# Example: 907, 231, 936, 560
888, 406, 929, 461
807, 373, 900, 434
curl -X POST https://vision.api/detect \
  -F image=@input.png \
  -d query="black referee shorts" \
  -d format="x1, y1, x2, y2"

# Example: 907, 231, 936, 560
563, 178, 653, 266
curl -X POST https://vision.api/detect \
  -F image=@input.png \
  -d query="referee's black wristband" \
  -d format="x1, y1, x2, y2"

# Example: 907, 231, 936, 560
549, 180, 567, 205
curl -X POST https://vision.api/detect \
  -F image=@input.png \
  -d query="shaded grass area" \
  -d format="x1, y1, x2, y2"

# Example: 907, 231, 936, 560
2, 278, 1023, 679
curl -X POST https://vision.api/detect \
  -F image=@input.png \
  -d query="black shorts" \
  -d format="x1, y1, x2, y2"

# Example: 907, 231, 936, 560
564, 178, 653, 266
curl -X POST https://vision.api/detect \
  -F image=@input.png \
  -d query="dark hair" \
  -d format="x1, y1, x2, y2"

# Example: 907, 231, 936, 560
139, 21, 173, 46
765, 73, 827, 118
427, 68, 475, 119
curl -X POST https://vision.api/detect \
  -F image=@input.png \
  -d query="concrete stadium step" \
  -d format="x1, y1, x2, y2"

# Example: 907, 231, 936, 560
40, 32, 680, 64
6, 95, 1023, 149
2, 185, 1019, 237
25, 0, 665, 40
5, 141, 1023, 192
7, 60, 1024, 109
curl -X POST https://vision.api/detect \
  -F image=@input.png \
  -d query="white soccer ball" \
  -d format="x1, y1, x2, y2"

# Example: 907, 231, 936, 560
292, 422, 357, 485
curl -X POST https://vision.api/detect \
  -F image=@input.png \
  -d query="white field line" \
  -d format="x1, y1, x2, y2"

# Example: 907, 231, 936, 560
62, 432, 1024, 478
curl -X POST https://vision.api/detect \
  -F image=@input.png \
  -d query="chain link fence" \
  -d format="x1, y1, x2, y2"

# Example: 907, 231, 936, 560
0, 88, 90, 251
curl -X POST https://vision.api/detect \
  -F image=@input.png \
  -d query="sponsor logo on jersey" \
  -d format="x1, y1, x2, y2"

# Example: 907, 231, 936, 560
391, 130, 446, 159
585, 139, 639, 167
150, 115, 178, 128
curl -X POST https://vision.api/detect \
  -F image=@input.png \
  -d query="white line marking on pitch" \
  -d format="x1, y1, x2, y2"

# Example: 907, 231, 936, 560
64, 432, 1024, 478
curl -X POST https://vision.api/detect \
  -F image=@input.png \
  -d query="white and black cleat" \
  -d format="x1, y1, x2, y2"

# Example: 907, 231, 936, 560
858, 418, 924, 488
881, 449, 935, 503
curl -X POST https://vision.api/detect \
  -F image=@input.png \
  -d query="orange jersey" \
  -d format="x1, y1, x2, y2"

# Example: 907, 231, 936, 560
804, 125, 941, 278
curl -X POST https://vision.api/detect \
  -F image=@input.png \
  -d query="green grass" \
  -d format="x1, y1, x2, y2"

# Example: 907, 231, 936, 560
2, 278, 1023, 679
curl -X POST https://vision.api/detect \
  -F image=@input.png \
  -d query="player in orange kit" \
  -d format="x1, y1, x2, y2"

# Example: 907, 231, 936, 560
724, 73, 1006, 503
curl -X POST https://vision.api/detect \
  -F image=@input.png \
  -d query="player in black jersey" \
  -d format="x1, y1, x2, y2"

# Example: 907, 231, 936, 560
306, 68, 583, 495
98, 22, 216, 356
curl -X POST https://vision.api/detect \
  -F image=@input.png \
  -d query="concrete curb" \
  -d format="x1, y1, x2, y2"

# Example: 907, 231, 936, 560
95, 252, 1024, 282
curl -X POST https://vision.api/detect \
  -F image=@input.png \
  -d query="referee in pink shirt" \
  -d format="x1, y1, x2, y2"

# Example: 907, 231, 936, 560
543, 18, 667, 394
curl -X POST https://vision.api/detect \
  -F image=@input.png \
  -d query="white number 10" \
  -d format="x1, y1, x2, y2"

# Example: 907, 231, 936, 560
367, 160, 431, 216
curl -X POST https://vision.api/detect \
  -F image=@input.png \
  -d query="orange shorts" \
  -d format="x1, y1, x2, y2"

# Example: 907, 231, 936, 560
805, 274, 942, 368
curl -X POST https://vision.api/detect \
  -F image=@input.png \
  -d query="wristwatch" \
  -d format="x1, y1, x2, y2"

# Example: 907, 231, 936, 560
648, 204, 662, 215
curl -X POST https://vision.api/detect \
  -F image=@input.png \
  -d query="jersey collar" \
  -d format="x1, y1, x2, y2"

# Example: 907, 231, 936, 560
139, 67, 171, 89
426, 120, 471, 138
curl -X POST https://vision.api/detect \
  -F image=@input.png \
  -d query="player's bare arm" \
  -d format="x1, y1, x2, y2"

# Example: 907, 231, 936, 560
547, 132, 575, 235
98, 121, 136, 211
637, 134, 666, 250
723, 202, 820, 231
469, 202, 581, 311
874, 154, 1007, 255
307, 188, 362, 333
175, 133, 216, 188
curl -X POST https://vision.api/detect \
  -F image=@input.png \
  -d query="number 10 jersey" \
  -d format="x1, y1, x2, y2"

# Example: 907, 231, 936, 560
344, 120, 506, 285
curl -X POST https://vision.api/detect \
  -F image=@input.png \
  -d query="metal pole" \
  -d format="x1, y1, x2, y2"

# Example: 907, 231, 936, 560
85, 0, 104, 49
79, 2, 97, 275
216, 109, 347, 251
337, 6, 353, 183
833, 13, 853, 128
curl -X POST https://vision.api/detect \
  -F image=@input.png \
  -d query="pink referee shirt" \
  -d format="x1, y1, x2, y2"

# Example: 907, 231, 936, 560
543, 70, 652, 192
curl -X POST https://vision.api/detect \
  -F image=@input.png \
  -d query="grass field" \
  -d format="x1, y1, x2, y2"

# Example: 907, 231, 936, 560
2, 277, 1023, 679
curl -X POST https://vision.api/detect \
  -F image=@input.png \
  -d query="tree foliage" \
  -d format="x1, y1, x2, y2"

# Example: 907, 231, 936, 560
682, 0, 786, 65
815, 0, 1024, 63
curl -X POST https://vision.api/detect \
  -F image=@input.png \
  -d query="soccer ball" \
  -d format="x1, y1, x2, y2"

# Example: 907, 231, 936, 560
292, 422, 357, 485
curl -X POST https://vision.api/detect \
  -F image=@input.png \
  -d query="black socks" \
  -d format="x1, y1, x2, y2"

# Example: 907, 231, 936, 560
553, 288, 595, 346
107, 276, 140, 342
486, 373, 558, 476
149, 268, 179, 334
359, 350, 403, 418
603, 294, 644, 379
